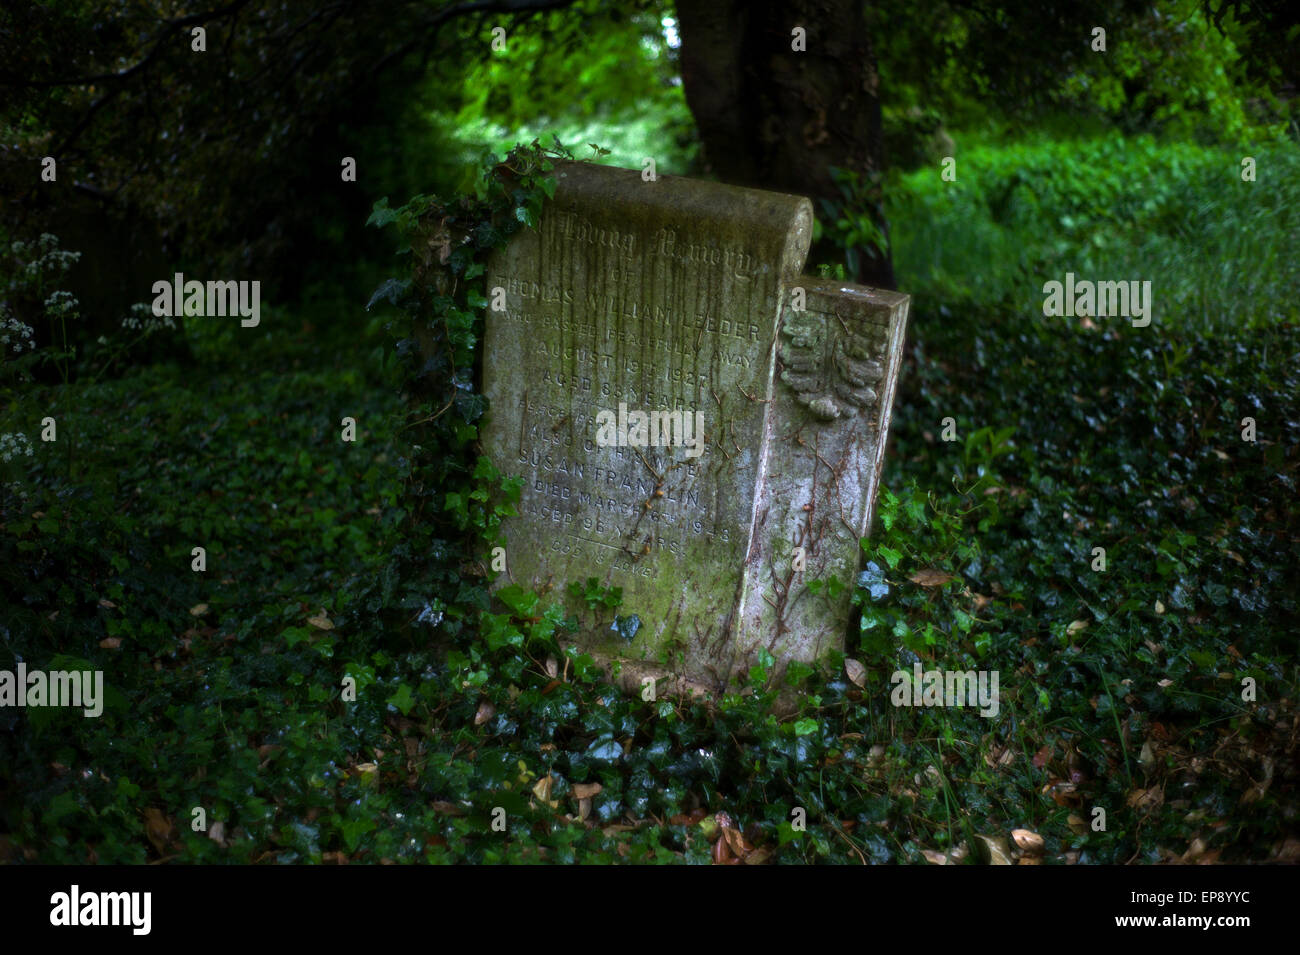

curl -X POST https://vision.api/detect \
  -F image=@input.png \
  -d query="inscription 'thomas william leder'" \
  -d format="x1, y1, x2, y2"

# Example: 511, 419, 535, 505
480, 162, 907, 695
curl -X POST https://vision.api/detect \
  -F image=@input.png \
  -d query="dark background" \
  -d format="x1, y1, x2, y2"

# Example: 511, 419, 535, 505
0, 0, 1297, 866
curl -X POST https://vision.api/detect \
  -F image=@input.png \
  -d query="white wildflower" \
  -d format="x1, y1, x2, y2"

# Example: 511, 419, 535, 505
1, 306, 36, 352
0, 432, 34, 463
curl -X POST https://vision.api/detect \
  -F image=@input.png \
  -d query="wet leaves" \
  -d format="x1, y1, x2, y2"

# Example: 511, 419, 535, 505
142, 808, 178, 856
610, 614, 641, 642
1011, 829, 1045, 854
856, 561, 890, 601
1126, 785, 1164, 813
7, 161, 1296, 868
976, 834, 1013, 865
704, 812, 770, 865
908, 568, 955, 588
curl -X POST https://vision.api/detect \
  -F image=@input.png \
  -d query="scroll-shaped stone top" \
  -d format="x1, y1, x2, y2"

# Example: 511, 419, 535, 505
538, 162, 815, 280
478, 162, 907, 697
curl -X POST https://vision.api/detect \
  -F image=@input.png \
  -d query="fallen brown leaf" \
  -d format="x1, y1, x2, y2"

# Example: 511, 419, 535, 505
1270, 838, 1300, 863
712, 835, 732, 864
669, 809, 707, 826
1011, 828, 1045, 854
976, 834, 1013, 865
722, 825, 754, 859
909, 569, 955, 588
142, 808, 177, 854
1127, 786, 1164, 813
1032, 744, 1053, 769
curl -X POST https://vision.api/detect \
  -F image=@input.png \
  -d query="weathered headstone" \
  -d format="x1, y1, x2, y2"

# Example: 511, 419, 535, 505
482, 162, 908, 695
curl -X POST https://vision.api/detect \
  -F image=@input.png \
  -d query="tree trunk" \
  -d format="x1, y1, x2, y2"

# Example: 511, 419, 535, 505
675, 0, 895, 290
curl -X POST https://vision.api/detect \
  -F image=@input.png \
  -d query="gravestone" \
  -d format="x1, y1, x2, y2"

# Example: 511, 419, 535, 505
482, 162, 908, 695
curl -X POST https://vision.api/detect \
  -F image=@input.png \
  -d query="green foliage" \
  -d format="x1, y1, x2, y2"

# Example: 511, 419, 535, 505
439, 1, 697, 177
356, 140, 571, 648
870, 0, 1294, 147
880, 302, 1297, 861
2, 233, 83, 390
1053, 0, 1293, 142
3, 129, 1296, 866
887, 133, 1300, 330
0, 317, 404, 862
567, 577, 624, 611
815, 167, 890, 281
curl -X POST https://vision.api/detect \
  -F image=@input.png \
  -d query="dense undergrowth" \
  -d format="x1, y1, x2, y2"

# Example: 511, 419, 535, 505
1, 140, 1297, 864
887, 135, 1300, 332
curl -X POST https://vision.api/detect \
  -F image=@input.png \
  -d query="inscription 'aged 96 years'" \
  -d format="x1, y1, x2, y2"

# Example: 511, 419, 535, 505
480, 162, 909, 697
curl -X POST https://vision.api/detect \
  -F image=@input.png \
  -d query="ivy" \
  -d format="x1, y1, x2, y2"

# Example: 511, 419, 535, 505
358, 138, 572, 649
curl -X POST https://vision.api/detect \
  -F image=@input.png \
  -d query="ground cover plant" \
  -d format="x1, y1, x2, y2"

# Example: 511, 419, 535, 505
2, 132, 1295, 864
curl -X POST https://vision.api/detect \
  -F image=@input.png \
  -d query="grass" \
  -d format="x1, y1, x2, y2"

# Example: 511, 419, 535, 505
886, 132, 1300, 331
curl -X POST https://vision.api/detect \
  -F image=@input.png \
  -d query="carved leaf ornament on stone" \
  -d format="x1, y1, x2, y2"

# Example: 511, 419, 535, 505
469, 162, 908, 695
779, 301, 888, 420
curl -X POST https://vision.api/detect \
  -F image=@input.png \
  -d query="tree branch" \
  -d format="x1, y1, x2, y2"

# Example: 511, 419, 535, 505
371, 0, 580, 77
33, 1, 255, 159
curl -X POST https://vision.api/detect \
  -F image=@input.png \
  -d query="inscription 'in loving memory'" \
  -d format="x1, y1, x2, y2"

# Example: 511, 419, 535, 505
493, 206, 769, 578
500, 276, 757, 571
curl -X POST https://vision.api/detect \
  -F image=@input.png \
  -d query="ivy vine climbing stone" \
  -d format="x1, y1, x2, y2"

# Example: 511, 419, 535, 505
474, 161, 909, 695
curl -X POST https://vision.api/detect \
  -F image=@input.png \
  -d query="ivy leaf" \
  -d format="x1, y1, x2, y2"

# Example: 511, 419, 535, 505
857, 561, 890, 601
366, 197, 399, 229
496, 584, 539, 618
366, 278, 411, 311
611, 614, 641, 642
386, 683, 415, 716
878, 544, 904, 569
